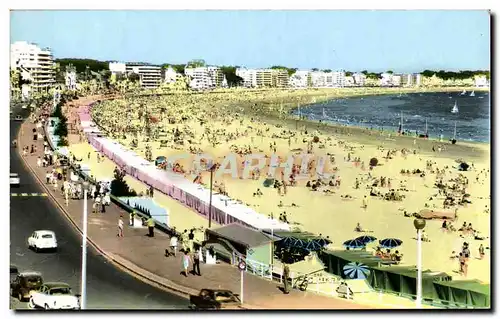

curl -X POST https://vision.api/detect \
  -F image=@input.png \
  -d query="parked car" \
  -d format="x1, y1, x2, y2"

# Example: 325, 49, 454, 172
11, 271, 43, 302
10, 265, 19, 286
28, 230, 58, 252
189, 289, 242, 310
29, 282, 80, 310
10, 173, 20, 187
15, 115, 23, 121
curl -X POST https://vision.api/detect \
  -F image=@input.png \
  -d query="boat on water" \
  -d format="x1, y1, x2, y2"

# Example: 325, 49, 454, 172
419, 118, 429, 139
470, 91, 475, 97
451, 101, 459, 114
460, 90, 467, 95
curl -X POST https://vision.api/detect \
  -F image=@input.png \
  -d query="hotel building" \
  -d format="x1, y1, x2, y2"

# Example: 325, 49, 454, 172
185, 66, 224, 90
109, 62, 162, 89
10, 41, 56, 92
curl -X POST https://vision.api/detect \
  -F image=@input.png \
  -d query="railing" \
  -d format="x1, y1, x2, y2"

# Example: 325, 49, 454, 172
43, 120, 182, 239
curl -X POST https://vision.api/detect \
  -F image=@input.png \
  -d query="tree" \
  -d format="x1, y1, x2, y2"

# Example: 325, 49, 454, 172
361, 70, 368, 75
312, 68, 319, 72
110, 167, 137, 197
56, 58, 109, 74
220, 66, 243, 87
128, 73, 140, 82
322, 69, 332, 73
345, 71, 353, 76
386, 70, 394, 74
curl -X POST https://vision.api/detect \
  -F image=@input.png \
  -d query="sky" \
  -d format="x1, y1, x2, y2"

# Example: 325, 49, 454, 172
10, 10, 491, 73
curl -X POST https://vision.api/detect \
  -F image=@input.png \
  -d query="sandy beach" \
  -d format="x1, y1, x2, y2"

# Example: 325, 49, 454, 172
70, 87, 491, 283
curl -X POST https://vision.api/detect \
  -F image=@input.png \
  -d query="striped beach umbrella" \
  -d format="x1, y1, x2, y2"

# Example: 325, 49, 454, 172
379, 238, 403, 249
355, 235, 377, 244
343, 239, 366, 249
343, 262, 370, 279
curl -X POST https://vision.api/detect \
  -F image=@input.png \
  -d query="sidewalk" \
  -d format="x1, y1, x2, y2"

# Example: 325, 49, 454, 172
18, 111, 374, 309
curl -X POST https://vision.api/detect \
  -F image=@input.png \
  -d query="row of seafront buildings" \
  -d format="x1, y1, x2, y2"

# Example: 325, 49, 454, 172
11, 41, 490, 96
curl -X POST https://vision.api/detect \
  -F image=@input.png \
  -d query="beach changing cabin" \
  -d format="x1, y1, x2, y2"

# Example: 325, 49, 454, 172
204, 224, 277, 267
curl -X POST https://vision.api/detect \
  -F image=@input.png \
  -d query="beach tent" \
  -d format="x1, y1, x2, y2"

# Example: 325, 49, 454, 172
318, 250, 384, 277
367, 266, 452, 300
433, 279, 490, 308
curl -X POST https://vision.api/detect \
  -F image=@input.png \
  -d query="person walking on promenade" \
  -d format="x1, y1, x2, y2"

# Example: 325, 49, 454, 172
192, 247, 201, 276
147, 217, 155, 237
117, 215, 124, 237
181, 249, 191, 277
170, 234, 178, 257
283, 264, 290, 294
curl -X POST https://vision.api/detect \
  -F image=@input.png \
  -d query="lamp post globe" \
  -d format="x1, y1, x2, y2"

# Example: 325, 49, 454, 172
413, 218, 426, 230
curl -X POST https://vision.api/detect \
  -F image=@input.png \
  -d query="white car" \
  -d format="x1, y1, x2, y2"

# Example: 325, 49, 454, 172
28, 230, 58, 252
29, 282, 80, 310
10, 173, 20, 187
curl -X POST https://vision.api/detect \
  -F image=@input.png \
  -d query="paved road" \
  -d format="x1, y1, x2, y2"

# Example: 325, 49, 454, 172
10, 107, 190, 310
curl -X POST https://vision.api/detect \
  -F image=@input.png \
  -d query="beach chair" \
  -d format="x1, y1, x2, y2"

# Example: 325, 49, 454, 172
336, 282, 354, 299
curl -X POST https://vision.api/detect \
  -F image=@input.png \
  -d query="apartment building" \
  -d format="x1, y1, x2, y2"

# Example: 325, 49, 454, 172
235, 68, 257, 88
163, 66, 183, 84
65, 69, 77, 90
474, 75, 489, 88
185, 66, 224, 90
289, 70, 311, 88
10, 41, 56, 92
353, 73, 367, 86
126, 64, 162, 89
109, 62, 162, 89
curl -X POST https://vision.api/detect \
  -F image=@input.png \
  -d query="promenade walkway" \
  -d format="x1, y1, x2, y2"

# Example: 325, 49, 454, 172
18, 108, 376, 309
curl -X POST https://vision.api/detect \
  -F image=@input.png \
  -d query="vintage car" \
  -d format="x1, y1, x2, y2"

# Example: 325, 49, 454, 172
28, 230, 58, 252
11, 271, 43, 302
10, 265, 19, 286
10, 173, 20, 187
29, 282, 80, 310
189, 289, 242, 310
15, 115, 23, 121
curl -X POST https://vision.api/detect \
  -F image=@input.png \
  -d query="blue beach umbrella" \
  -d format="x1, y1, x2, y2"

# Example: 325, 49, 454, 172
379, 238, 403, 249
355, 235, 377, 244
343, 239, 366, 249
305, 240, 323, 252
343, 262, 371, 279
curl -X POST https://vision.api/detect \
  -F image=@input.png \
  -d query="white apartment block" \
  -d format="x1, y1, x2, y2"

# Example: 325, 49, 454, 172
10, 41, 56, 92
309, 70, 346, 88
353, 73, 367, 86
289, 70, 311, 88
65, 70, 77, 90
164, 66, 183, 83
391, 75, 402, 87
236, 68, 258, 88
185, 66, 224, 90
127, 64, 162, 89
109, 62, 162, 89
235, 68, 288, 88
474, 75, 489, 88
380, 73, 394, 86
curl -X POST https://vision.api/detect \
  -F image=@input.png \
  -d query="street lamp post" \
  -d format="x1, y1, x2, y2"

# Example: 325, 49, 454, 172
413, 218, 426, 308
208, 164, 216, 229
80, 180, 90, 309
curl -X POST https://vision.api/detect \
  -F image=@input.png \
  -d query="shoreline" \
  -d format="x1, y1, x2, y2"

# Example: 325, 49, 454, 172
227, 88, 489, 161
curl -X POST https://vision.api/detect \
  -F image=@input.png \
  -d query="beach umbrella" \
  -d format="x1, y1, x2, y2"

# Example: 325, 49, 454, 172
343, 262, 370, 279
343, 239, 366, 249
355, 235, 377, 244
315, 237, 332, 246
305, 240, 323, 251
379, 238, 403, 249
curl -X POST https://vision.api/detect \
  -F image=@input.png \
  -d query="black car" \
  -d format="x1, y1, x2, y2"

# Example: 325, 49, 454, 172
10, 265, 19, 286
11, 272, 43, 302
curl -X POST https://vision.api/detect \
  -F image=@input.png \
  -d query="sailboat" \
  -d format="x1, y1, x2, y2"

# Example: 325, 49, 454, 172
470, 90, 475, 97
460, 90, 467, 95
451, 101, 459, 114
322, 107, 326, 119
